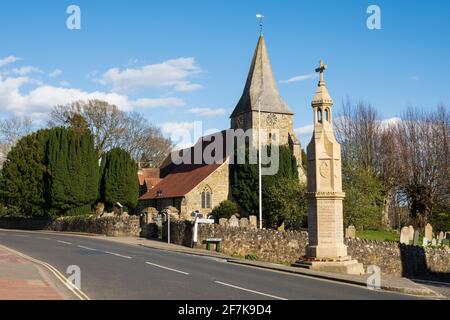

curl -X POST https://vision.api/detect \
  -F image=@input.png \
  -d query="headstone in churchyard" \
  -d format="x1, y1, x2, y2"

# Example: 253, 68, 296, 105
408, 225, 414, 242
219, 218, 228, 227
249, 216, 258, 229
413, 230, 420, 246
424, 223, 433, 242
228, 215, 239, 228
422, 237, 428, 247
240, 218, 249, 228
345, 225, 356, 239
438, 231, 444, 241
400, 227, 410, 244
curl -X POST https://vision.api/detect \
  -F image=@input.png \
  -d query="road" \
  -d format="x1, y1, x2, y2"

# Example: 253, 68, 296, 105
0, 229, 423, 300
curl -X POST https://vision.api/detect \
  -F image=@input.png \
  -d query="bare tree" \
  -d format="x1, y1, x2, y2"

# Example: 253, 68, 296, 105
48, 100, 172, 167
0, 116, 34, 165
393, 106, 450, 227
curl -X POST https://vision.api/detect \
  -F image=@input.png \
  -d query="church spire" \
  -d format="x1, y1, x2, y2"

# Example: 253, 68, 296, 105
230, 34, 293, 118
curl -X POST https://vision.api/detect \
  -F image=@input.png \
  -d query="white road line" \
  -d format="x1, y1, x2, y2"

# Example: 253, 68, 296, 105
105, 251, 132, 259
145, 261, 190, 275
56, 240, 72, 245
36, 237, 52, 240
214, 281, 288, 300
77, 245, 97, 251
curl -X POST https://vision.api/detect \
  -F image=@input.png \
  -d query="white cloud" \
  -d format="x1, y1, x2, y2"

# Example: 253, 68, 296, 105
97, 57, 203, 93
187, 107, 227, 117
0, 75, 186, 119
295, 124, 314, 136
131, 97, 185, 109
11, 66, 42, 76
281, 73, 318, 84
49, 69, 63, 78
380, 117, 402, 129
160, 121, 199, 150
0, 56, 21, 67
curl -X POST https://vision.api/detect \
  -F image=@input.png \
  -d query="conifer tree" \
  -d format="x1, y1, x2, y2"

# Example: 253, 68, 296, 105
100, 148, 138, 210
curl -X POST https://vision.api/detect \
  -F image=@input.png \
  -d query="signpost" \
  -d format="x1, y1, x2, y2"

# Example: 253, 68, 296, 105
192, 216, 215, 248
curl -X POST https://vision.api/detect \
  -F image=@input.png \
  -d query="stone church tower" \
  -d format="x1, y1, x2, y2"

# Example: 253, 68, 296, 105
230, 35, 306, 181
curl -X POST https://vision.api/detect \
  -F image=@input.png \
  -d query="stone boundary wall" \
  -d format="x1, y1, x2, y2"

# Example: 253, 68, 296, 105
0, 216, 141, 237
167, 221, 450, 281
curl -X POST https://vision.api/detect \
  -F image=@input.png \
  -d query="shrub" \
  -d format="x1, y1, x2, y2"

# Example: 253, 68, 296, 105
212, 200, 239, 219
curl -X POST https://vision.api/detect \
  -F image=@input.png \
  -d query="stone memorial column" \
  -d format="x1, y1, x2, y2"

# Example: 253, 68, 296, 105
294, 61, 364, 275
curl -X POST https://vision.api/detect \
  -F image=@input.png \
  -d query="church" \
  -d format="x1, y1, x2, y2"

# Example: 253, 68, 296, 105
138, 34, 306, 219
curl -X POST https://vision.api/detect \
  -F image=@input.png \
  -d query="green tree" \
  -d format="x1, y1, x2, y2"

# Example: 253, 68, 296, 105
264, 178, 307, 229
212, 200, 239, 219
100, 148, 139, 210
46, 128, 99, 216
342, 163, 384, 230
0, 130, 49, 216
230, 145, 303, 227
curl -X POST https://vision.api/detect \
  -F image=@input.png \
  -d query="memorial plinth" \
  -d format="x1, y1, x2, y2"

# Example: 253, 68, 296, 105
293, 61, 364, 275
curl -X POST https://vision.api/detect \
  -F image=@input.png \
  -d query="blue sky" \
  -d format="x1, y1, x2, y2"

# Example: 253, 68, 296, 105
0, 0, 449, 146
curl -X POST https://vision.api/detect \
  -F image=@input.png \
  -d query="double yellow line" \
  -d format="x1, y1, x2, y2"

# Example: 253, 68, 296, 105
0, 244, 91, 300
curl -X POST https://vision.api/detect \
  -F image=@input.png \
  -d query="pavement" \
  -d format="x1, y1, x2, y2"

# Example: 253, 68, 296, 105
0, 229, 447, 300
0, 246, 76, 300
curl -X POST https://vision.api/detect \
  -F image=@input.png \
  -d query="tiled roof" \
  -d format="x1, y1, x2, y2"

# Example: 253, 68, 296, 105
139, 130, 229, 200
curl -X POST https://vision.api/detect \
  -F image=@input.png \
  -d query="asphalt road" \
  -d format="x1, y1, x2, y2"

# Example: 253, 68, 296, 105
0, 229, 423, 300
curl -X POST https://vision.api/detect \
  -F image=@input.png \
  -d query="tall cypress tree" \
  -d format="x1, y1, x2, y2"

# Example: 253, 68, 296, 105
100, 148, 138, 210
0, 130, 49, 216
46, 128, 99, 216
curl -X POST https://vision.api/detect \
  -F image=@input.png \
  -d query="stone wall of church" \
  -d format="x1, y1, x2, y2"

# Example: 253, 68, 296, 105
249, 111, 294, 147
182, 162, 230, 218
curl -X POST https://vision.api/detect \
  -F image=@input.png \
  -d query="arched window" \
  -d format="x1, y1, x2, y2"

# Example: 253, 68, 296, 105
325, 109, 329, 122
201, 186, 212, 209
318, 109, 323, 123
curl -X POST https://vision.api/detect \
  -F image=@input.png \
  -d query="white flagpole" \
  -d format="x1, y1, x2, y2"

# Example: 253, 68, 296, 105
258, 98, 263, 230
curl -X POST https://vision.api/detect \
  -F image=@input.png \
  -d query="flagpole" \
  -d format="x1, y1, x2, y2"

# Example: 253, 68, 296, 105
258, 98, 263, 230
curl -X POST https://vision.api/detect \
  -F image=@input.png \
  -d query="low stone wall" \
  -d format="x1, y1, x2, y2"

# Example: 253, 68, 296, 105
167, 221, 450, 281
0, 216, 141, 237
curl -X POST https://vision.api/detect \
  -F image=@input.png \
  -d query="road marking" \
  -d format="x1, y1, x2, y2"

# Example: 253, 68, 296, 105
105, 251, 132, 259
0, 244, 90, 300
57, 240, 72, 245
145, 261, 190, 275
36, 237, 52, 240
214, 281, 288, 300
77, 245, 97, 251
14, 234, 30, 238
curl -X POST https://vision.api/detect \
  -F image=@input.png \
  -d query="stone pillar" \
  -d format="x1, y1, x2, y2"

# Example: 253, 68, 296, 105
294, 61, 364, 275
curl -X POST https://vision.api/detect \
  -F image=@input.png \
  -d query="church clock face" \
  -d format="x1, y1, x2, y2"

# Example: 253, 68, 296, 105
267, 113, 278, 125
237, 115, 245, 127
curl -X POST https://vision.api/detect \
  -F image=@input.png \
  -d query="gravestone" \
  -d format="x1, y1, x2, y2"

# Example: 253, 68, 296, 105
438, 231, 444, 241
345, 225, 356, 239
249, 216, 258, 229
219, 218, 228, 227
400, 227, 410, 244
425, 224, 433, 242
413, 230, 420, 246
228, 215, 239, 228
408, 225, 414, 241
240, 218, 249, 228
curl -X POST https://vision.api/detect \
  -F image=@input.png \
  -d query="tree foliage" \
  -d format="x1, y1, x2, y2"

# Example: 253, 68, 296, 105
230, 145, 304, 229
48, 100, 172, 167
211, 200, 239, 219
0, 129, 48, 216
46, 128, 99, 216
100, 148, 139, 210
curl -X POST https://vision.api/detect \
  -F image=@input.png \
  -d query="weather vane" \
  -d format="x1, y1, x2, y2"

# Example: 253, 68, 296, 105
256, 14, 264, 35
